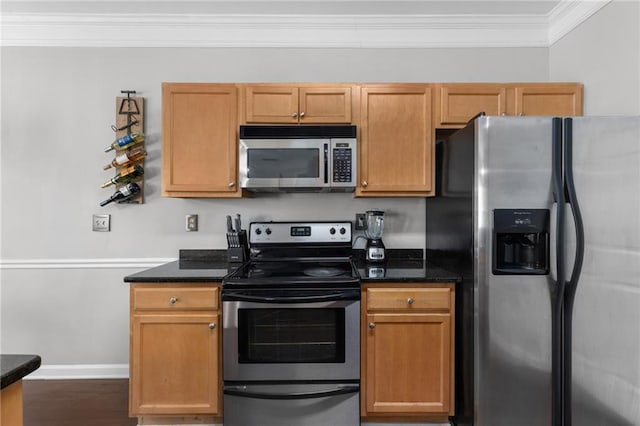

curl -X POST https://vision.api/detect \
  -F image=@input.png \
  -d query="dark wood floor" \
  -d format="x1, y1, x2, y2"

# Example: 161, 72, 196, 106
23, 379, 137, 426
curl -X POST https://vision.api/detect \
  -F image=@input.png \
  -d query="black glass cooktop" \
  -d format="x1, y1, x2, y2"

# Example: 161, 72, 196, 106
223, 258, 360, 288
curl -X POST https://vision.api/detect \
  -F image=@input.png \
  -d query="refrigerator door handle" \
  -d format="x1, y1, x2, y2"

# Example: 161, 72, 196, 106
551, 117, 566, 426
563, 117, 585, 299
562, 117, 585, 426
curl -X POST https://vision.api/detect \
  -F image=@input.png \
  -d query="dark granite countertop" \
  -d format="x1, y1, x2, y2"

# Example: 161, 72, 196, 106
1, 354, 41, 389
353, 250, 461, 283
124, 250, 233, 283
124, 249, 461, 284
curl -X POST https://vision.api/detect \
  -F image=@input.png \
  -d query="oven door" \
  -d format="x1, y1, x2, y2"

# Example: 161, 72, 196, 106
222, 289, 360, 382
239, 139, 329, 190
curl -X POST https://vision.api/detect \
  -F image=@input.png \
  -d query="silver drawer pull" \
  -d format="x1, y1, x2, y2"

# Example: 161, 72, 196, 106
407, 297, 414, 305
169, 297, 178, 304
369, 322, 376, 329
209, 323, 216, 330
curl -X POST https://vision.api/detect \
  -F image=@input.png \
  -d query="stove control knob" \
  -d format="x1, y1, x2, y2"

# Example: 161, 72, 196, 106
330, 227, 336, 235
255, 228, 262, 235
265, 228, 272, 235
339, 227, 346, 235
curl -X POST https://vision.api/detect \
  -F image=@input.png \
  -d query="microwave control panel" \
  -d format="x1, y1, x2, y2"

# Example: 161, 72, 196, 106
331, 140, 357, 186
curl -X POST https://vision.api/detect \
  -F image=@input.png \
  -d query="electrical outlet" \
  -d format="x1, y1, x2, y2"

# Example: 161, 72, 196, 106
355, 213, 366, 230
186, 214, 198, 232
92, 214, 110, 232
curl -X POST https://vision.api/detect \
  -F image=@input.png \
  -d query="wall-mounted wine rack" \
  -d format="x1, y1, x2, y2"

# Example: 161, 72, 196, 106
100, 90, 145, 206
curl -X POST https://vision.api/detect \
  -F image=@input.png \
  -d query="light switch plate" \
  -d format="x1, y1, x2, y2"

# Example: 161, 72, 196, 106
186, 214, 198, 232
93, 214, 111, 232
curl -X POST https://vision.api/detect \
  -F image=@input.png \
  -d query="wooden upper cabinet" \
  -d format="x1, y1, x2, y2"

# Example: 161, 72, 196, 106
244, 85, 352, 124
514, 84, 583, 117
435, 83, 583, 128
162, 83, 240, 197
436, 84, 507, 128
358, 85, 433, 197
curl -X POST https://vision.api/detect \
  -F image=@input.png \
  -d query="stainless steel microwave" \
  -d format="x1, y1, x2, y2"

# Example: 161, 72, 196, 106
239, 125, 357, 192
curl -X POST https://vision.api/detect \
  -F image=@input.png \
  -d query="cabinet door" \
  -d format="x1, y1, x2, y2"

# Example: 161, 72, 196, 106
299, 87, 352, 123
437, 84, 507, 127
130, 313, 220, 416
514, 84, 583, 116
162, 83, 240, 197
358, 86, 433, 196
244, 86, 299, 123
365, 312, 451, 415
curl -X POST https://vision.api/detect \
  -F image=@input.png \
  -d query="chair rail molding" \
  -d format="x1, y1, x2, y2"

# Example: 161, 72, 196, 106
0, 258, 175, 269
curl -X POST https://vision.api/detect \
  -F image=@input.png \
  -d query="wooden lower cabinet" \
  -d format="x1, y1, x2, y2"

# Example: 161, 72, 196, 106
361, 284, 455, 421
1, 381, 24, 426
129, 283, 222, 419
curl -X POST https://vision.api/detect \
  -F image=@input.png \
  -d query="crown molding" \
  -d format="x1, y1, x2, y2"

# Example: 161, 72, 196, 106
0, 1, 611, 48
548, 0, 612, 45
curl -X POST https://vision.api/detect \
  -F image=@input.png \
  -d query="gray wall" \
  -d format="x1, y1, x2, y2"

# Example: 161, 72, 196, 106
0, 41, 596, 370
0, 46, 549, 369
550, 0, 640, 115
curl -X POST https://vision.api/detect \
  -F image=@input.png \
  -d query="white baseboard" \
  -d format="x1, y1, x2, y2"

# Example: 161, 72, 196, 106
24, 363, 129, 380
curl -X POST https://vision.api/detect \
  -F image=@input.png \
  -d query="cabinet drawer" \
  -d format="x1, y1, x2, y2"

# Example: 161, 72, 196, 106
133, 286, 219, 311
366, 287, 451, 311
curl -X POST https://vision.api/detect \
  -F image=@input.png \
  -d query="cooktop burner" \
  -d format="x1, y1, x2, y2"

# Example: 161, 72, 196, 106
303, 266, 346, 277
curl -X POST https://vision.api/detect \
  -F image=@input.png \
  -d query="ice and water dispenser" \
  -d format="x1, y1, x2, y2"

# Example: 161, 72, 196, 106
493, 209, 550, 275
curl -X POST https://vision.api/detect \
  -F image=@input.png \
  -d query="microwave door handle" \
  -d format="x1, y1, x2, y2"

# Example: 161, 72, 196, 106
224, 384, 359, 400
324, 143, 329, 184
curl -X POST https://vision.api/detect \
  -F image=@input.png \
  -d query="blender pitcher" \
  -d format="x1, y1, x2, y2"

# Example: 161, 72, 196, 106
364, 210, 386, 262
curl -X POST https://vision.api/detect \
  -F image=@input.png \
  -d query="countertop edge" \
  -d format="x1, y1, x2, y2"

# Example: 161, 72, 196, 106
1, 354, 42, 390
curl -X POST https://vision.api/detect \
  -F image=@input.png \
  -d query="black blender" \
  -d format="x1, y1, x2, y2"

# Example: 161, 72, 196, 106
364, 209, 386, 263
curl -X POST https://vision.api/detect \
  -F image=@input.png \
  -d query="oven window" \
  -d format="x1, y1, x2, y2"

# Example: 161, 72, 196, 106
238, 308, 345, 364
247, 149, 319, 178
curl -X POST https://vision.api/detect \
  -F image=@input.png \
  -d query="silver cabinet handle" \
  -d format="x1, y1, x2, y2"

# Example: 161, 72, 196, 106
369, 322, 375, 329
228, 181, 235, 187
169, 297, 178, 304
291, 112, 298, 118
519, 112, 525, 116
299, 111, 305, 118
407, 297, 414, 305
362, 181, 368, 187
209, 323, 216, 330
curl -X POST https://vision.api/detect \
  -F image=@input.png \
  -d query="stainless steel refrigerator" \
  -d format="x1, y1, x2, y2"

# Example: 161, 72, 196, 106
426, 116, 640, 426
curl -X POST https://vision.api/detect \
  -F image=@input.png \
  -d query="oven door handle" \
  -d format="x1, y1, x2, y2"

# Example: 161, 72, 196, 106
222, 290, 360, 303
224, 384, 359, 400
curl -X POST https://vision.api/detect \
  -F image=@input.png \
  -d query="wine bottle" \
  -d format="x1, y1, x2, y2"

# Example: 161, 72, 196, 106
104, 133, 145, 152
103, 146, 147, 170
100, 164, 144, 188
100, 183, 141, 206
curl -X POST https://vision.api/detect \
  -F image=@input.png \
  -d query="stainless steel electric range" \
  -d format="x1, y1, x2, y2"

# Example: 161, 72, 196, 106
222, 221, 360, 426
